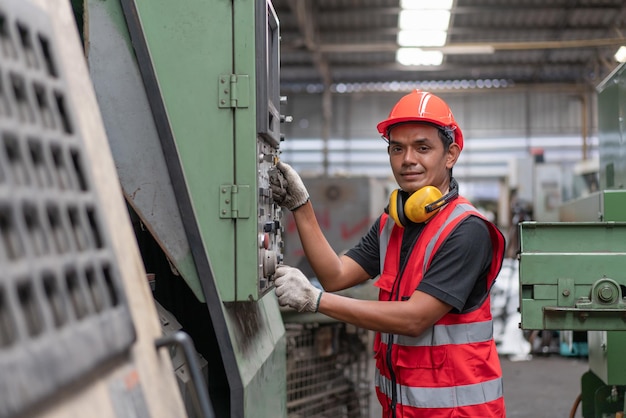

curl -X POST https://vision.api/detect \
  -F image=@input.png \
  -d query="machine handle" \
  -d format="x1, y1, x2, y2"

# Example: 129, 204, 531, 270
155, 331, 215, 418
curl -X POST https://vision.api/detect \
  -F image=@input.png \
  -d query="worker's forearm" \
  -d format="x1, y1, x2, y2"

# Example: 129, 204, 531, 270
317, 292, 426, 336
291, 201, 343, 285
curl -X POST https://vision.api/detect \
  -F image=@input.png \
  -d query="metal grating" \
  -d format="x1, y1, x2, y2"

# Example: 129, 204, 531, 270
286, 322, 371, 418
0, 0, 135, 416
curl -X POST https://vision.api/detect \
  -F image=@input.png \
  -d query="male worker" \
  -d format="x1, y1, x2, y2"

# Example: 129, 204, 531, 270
270, 90, 506, 417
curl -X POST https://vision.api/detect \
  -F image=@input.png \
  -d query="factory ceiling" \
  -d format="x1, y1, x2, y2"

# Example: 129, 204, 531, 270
273, 0, 626, 93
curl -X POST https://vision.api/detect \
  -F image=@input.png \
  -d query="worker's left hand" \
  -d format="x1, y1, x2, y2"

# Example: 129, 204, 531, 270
274, 265, 322, 313
269, 161, 310, 211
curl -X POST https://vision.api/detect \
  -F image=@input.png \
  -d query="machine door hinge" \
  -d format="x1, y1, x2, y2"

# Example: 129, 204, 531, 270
220, 185, 251, 219
218, 74, 249, 108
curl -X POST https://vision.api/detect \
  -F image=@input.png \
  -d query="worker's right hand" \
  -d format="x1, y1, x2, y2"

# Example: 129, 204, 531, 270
273, 265, 322, 313
269, 161, 310, 211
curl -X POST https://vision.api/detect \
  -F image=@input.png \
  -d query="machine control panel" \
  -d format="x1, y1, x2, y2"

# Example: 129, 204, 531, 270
257, 140, 284, 293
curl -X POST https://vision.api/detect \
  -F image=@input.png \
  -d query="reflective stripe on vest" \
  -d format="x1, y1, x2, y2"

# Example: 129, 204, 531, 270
380, 319, 493, 347
422, 203, 475, 272
375, 372, 503, 409
379, 215, 394, 274
379, 203, 477, 276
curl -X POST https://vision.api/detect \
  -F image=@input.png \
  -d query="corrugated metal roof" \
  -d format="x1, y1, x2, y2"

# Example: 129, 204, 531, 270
275, 0, 626, 90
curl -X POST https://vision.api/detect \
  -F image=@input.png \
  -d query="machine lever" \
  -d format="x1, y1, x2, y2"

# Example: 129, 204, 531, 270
155, 331, 215, 418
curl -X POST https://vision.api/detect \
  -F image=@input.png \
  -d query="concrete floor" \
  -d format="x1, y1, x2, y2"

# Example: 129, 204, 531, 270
368, 354, 589, 417
502, 354, 588, 418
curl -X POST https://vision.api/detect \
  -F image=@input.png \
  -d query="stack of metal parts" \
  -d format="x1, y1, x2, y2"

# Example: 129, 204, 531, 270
285, 322, 372, 418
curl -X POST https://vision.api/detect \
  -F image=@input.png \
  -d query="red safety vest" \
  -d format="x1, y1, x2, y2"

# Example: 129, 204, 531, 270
374, 197, 506, 418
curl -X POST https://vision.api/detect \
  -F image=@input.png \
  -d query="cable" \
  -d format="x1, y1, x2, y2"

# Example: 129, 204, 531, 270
569, 393, 581, 418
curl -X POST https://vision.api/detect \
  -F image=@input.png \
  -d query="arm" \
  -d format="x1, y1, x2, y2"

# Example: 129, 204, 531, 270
274, 264, 452, 337
319, 289, 452, 337
292, 201, 372, 291
271, 161, 370, 291
274, 217, 491, 336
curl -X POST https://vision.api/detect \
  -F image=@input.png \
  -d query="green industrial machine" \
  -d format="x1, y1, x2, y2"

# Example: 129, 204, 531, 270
519, 63, 626, 418
79, 0, 287, 416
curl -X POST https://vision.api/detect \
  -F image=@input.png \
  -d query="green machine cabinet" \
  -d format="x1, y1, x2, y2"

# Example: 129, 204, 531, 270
84, 0, 288, 416
519, 189, 626, 417
98, 0, 285, 303
519, 60, 626, 418
519, 220, 626, 332
127, 0, 284, 303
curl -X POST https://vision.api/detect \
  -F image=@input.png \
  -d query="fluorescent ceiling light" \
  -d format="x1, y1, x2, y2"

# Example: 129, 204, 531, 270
397, 48, 443, 66
439, 45, 495, 54
399, 10, 450, 31
398, 30, 447, 47
615, 46, 626, 63
401, 0, 453, 9
396, 0, 452, 67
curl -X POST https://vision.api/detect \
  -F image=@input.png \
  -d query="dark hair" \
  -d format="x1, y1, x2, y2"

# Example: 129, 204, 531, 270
437, 128, 454, 151
436, 127, 454, 178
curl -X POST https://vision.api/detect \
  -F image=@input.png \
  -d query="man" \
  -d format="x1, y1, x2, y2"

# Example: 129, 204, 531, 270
270, 90, 506, 417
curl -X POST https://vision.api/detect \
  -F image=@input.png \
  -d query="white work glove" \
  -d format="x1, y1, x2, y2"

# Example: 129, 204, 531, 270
269, 161, 309, 211
274, 265, 322, 313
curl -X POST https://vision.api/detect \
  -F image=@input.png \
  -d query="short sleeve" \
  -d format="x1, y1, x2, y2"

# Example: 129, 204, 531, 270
345, 216, 381, 278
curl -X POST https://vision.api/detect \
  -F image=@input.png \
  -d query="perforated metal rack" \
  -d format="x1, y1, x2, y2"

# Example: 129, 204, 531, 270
0, 1, 136, 416
285, 322, 372, 418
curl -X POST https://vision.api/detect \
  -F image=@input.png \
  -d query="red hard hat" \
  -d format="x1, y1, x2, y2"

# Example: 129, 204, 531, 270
376, 90, 464, 150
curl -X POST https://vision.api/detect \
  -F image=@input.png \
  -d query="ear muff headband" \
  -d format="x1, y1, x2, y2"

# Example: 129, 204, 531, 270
424, 178, 459, 213
388, 178, 459, 226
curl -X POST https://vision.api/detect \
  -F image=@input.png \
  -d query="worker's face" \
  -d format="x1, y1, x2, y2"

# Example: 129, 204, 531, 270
387, 123, 460, 195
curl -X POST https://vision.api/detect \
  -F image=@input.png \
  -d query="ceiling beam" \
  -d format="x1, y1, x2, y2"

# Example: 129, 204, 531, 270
282, 37, 626, 54
286, 5, 626, 19
281, 24, 623, 41
284, 0, 332, 86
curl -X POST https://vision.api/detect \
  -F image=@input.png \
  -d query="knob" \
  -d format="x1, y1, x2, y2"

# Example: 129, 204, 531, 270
263, 250, 278, 277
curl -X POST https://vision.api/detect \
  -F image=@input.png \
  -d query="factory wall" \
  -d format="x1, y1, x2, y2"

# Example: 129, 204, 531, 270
279, 88, 597, 188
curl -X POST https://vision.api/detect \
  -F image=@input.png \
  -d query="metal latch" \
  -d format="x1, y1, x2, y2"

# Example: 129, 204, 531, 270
220, 185, 251, 218
218, 74, 249, 108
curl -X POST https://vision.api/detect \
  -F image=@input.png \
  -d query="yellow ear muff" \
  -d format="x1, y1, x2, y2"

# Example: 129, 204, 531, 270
387, 180, 459, 227
404, 186, 443, 223
388, 189, 404, 227
388, 187, 442, 226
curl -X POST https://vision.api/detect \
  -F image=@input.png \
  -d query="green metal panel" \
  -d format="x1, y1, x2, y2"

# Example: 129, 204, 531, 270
520, 222, 626, 252
233, 0, 263, 302
587, 331, 626, 386
519, 222, 626, 331
130, 0, 239, 301
603, 190, 626, 221
224, 296, 287, 417
85, 1, 288, 416
126, 0, 283, 303
581, 369, 626, 417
